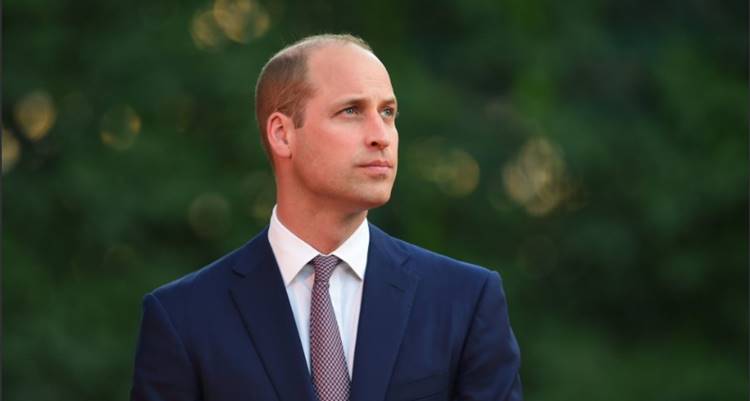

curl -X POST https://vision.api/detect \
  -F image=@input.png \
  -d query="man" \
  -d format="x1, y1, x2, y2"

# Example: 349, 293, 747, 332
131, 34, 522, 401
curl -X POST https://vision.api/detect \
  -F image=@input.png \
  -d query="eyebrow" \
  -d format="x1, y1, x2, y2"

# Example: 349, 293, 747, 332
332, 96, 398, 109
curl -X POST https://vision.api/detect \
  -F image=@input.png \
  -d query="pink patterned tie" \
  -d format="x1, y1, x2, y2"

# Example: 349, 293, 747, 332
310, 255, 351, 401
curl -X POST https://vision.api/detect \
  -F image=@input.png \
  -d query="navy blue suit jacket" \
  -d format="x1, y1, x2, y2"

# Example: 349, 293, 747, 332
131, 224, 522, 401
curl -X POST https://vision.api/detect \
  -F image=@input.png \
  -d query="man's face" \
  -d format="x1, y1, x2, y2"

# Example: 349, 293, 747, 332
287, 43, 398, 213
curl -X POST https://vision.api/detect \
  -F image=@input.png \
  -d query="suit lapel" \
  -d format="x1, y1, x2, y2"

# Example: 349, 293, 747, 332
229, 229, 316, 401
350, 225, 418, 401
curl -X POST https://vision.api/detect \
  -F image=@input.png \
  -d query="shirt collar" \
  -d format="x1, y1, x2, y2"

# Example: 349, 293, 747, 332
267, 206, 369, 286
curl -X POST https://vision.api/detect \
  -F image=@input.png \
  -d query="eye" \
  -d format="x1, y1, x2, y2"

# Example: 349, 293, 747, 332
380, 107, 397, 119
341, 106, 359, 115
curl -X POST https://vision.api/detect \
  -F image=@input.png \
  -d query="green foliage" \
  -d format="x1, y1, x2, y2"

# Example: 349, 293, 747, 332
3, 0, 746, 399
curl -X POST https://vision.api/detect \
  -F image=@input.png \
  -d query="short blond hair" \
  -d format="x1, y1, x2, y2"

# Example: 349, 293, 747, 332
254, 34, 373, 165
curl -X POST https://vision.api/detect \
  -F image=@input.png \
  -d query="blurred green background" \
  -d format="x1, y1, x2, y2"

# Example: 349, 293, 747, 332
3, 0, 747, 399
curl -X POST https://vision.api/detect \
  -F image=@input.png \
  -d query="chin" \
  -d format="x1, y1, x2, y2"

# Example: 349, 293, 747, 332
351, 188, 393, 210
365, 195, 391, 208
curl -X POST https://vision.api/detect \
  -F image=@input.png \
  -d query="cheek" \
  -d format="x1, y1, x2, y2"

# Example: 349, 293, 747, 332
296, 138, 349, 179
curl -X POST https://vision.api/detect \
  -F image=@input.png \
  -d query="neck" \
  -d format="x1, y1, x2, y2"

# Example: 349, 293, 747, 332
276, 200, 367, 255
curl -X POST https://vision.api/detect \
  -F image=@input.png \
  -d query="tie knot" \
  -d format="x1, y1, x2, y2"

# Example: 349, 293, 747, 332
311, 254, 339, 284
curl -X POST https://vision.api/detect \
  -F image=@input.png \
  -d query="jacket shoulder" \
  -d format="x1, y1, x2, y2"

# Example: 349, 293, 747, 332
148, 228, 268, 306
155, 246, 237, 288
378, 228, 497, 285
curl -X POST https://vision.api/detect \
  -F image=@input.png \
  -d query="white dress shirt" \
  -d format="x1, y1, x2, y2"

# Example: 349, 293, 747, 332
267, 206, 368, 377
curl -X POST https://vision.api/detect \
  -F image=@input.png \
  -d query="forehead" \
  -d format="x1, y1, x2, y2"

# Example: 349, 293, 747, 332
306, 43, 394, 101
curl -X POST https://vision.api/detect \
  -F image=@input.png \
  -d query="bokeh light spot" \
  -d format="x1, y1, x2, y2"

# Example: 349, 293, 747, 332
502, 137, 571, 216
411, 139, 480, 198
191, 9, 225, 50
433, 149, 481, 197
212, 0, 271, 43
14, 90, 56, 141
251, 9, 271, 38
2, 127, 21, 174
188, 192, 231, 239
100, 105, 141, 150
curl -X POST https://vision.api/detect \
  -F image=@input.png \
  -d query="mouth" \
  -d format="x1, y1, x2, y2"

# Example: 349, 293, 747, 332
358, 160, 394, 175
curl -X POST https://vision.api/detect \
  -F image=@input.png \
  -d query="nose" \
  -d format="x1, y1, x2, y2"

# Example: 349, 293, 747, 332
365, 113, 393, 150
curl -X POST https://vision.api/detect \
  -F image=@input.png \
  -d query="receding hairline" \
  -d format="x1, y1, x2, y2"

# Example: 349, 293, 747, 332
255, 34, 375, 106
255, 34, 375, 119
273, 34, 373, 65
256, 35, 375, 110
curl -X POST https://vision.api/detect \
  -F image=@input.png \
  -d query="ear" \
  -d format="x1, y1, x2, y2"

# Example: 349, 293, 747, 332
266, 111, 294, 160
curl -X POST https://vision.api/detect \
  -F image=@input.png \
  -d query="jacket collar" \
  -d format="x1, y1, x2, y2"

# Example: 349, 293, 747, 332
229, 224, 418, 401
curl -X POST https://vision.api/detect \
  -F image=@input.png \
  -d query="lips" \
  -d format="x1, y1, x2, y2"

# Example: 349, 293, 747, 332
359, 160, 393, 168
358, 159, 394, 175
